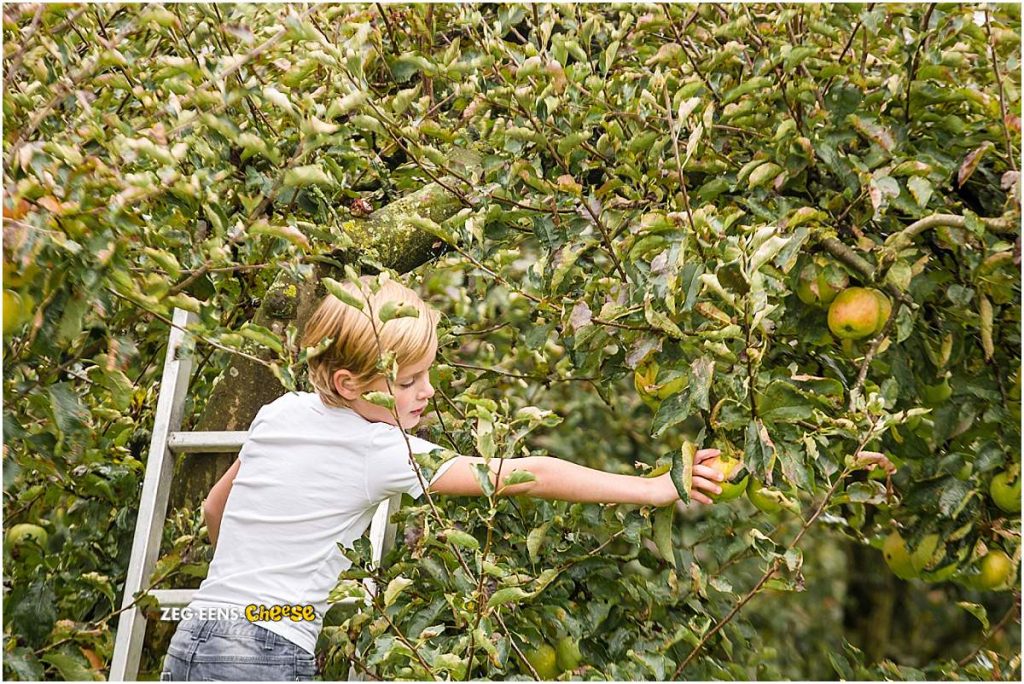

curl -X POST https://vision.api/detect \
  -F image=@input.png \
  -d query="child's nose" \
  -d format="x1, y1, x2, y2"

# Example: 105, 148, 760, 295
420, 380, 435, 400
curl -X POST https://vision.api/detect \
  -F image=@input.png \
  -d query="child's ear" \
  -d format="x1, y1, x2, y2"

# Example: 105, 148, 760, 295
332, 369, 361, 401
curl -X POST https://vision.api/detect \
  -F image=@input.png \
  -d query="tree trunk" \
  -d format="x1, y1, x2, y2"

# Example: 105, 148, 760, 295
167, 181, 463, 514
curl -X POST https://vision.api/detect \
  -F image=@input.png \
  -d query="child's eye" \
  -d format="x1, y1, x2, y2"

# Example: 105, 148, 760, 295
399, 381, 415, 388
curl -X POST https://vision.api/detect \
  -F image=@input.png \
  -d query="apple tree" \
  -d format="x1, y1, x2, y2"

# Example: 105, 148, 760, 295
3, 3, 1019, 680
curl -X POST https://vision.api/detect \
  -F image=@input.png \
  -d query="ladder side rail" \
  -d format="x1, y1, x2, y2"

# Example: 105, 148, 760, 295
109, 309, 198, 681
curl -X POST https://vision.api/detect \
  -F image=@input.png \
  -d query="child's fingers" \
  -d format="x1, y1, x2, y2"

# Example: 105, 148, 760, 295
692, 476, 722, 496
694, 448, 720, 463
692, 492, 713, 505
693, 464, 724, 481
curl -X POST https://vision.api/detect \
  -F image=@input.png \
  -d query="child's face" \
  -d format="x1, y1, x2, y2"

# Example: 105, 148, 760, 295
350, 343, 437, 429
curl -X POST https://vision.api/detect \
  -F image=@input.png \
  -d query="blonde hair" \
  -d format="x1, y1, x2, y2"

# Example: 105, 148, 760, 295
303, 276, 439, 408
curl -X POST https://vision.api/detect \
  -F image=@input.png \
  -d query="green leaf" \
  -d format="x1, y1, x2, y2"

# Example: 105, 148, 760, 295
391, 53, 434, 82
9, 582, 57, 648
955, 601, 990, 631
383, 576, 414, 607
748, 162, 782, 189
671, 441, 695, 505
362, 391, 395, 410
443, 528, 480, 550
688, 356, 714, 412
784, 45, 817, 71
906, 176, 933, 208
165, 293, 203, 314
652, 390, 692, 437
758, 381, 815, 423
351, 114, 386, 136
378, 301, 420, 322
652, 505, 676, 567
48, 383, 89, 438
527, 522, 550, 563
744, 419, 776, 480
5, 648, 45, 680
55, 294, 89, 344
502, 470, 536, 486
937, 480, 974, 518
238, 325, 284, 354
322, 278, 365, 311
556, 132, 587, 156
486, 586, 533, 610
644, 298, 686, 340
405, 215, 457, 245
250, 221, 311, 248
283, 164, 334, 187
472, 463, 495, 497
41, 651, 99, 681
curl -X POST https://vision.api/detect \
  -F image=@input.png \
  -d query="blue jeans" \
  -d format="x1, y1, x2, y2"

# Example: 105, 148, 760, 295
161, 618, 317, 681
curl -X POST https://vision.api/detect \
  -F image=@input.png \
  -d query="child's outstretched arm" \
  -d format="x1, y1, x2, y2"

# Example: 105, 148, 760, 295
203, 459, 241, 547
430, 451, 724, 506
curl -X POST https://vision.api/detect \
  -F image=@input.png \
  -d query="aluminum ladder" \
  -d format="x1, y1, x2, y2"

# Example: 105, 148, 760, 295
109, 308, 401, 680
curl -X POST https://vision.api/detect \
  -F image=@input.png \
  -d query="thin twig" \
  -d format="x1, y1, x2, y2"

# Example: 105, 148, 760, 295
2, 4, 47, 90
167, 143, 307, 295
5, 16, 140, 171
375, 3, 398, 51
904, 4, 937, 125
822, 4, 874, 96
494, 612, 541, 680
673, 464, 854, 676
105, 288, 278, 371
956, 597, 1021, 667
368, 592, 438, 679
984, 9, 1018, 173
848, 301, 904, 411
674, 418, 885, 676
663, 86, 704, 261
449, 360, 597, 384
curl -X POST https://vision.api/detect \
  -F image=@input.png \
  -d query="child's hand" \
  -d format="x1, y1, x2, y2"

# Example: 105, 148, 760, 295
648, 448, 724, 507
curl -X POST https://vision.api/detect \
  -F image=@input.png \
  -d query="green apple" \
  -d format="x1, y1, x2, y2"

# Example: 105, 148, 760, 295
909, 534, 941, 574
706, 453, 749, 502
6, 523, 48, 548
989, 470, 1021, 513
816, 263, 849, 306
746, 478, 783, 513
828, 287, 885, 340
921, 378, 952, 407
882, 531, 916, 580
622, 559, 655, 580
555, 636, 582, 672
522, 643, 559, 679
969, 550, 1014, 590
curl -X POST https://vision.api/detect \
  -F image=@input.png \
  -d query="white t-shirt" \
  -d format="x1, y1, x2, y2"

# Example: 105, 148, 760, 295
188, 391, 456, 653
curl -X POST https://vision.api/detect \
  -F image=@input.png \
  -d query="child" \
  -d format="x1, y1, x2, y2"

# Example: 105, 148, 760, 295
160, 276, 726, 681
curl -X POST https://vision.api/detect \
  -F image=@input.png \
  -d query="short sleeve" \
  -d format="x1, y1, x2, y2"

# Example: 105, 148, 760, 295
364, 427, 460, 503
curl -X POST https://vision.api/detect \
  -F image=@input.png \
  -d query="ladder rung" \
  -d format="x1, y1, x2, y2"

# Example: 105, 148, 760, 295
167, 431, 248, 453
150, 589, 195, 608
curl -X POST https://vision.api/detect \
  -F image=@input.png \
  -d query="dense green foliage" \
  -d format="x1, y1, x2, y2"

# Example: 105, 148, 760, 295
3, 3, 1021, 681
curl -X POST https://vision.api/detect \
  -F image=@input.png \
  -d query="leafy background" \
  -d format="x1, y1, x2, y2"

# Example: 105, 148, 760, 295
3, 3, 1021, 680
